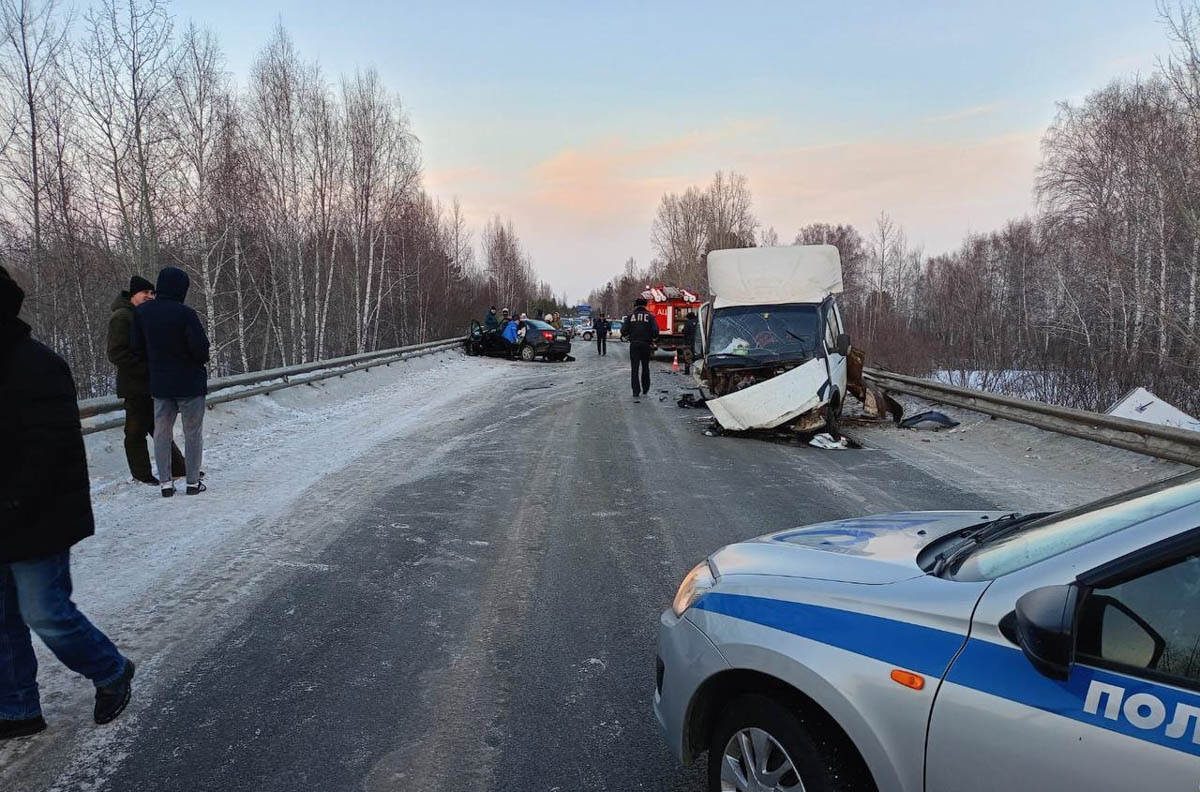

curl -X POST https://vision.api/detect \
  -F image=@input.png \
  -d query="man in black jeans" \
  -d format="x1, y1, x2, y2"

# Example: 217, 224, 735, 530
622, 298, 659, 399
593, 313, 609, 356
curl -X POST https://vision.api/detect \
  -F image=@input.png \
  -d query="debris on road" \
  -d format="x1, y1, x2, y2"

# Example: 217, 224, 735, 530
808, 433, 849, 450
1107, 387, 1200, 432
898, 410, 960, 430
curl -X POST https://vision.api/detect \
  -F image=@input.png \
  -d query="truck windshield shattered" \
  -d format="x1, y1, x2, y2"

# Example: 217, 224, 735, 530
707, 304, 819, 365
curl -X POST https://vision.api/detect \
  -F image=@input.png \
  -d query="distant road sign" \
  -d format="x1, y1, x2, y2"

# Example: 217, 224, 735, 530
576, 304, 592, 315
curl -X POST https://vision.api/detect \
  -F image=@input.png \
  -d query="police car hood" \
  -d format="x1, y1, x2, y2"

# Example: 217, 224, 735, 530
711, 511, 997, 584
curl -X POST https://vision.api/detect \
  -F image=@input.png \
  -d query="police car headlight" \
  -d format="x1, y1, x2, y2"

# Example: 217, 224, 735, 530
672, 560, 716, 617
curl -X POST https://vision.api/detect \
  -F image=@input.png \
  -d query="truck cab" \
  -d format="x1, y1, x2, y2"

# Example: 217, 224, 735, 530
698, 245, 850, 434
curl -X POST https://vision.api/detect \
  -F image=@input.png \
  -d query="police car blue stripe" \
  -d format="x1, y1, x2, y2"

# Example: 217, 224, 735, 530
948, 637, 1200, 757
693, 591, 1200, 757
691, 592, 967, 678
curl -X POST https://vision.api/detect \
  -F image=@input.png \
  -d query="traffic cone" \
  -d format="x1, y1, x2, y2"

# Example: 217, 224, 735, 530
672, 351, 680, 373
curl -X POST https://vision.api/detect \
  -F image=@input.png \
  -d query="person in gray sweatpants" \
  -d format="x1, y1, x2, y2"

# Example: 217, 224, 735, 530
131, 267, 209, 496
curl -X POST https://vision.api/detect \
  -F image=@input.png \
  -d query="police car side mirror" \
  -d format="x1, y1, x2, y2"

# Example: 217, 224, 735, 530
835, 334, 851, 357
1011, 585, 1080, 680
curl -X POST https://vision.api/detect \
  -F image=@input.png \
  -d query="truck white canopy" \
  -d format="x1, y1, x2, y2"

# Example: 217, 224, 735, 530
707, 245, 843, 309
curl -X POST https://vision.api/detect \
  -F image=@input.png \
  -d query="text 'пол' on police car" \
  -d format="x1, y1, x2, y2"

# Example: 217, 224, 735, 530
655, 470, 1200, 792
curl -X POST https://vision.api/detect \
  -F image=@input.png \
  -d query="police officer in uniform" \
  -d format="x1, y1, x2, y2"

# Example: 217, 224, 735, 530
622, 297, 659, 399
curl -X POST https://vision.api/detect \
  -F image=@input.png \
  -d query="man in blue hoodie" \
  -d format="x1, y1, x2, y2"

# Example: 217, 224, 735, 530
132, 267, 210, 497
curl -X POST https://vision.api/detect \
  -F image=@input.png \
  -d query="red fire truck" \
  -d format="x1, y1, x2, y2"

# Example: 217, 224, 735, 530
638, 285, 703, 351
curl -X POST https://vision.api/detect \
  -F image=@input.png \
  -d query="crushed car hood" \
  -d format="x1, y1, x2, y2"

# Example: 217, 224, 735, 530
710, 511, 998, 584
707, 245, 843, 309
706, 357, 827, 431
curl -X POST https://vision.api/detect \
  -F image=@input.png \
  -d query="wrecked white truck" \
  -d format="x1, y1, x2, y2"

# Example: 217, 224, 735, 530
697, 245, 852, 435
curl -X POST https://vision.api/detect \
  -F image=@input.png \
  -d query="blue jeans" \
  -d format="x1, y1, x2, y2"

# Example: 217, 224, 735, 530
0, 551, 127, 720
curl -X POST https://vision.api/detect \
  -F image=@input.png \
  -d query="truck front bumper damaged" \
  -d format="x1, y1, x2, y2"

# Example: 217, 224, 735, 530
705, 358, 828, 432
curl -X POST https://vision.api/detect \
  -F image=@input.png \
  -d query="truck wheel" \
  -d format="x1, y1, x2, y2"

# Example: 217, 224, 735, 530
519, 345, 536, 362
707, 694, 864, 792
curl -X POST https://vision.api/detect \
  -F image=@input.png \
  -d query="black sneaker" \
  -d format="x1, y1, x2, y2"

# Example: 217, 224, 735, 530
161, 486, 175, 498
0, 715, 46, 741
94, 660, 134, 725
186, 482, 206, 496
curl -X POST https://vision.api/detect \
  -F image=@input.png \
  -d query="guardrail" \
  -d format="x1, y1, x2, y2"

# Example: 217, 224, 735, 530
864, 368, 1200, 467
81, 337, 466, 435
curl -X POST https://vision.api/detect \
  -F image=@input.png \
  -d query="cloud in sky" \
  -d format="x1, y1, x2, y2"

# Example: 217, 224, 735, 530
429, 120, 1043, 299
924, 103, 1006, 124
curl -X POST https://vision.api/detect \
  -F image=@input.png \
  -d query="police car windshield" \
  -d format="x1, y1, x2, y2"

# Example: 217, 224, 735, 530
708, 304, 819, 362
949, 471, 1200, 581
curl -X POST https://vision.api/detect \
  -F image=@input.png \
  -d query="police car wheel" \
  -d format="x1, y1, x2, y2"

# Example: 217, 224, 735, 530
708, 694, 850, 792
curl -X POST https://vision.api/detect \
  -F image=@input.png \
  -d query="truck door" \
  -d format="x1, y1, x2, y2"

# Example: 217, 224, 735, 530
925, 537, 1200, 792
821, 299, 847, 407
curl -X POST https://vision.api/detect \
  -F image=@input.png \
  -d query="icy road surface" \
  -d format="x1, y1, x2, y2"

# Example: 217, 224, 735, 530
0, 349, 1187, 791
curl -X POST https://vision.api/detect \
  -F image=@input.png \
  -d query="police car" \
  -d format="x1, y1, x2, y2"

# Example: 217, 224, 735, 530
655, 471, 1200, 791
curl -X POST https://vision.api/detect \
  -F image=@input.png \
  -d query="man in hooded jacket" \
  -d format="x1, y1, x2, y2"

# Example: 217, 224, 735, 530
132, 267, 210, 497
107, 275, 185, 485
0, 266, 135, 740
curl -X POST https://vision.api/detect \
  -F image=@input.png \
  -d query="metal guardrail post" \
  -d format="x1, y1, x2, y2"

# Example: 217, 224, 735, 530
864, 368, 1200, 467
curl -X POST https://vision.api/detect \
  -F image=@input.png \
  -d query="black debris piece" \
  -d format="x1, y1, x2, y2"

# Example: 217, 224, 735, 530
899, 410, 960, 430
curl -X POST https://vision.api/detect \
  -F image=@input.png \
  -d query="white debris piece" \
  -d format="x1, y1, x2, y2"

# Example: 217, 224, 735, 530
808, 433, 848, 450
1106, 387, 1200, 433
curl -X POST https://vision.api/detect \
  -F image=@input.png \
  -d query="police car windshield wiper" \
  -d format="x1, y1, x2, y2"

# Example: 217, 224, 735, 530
935, 511, 1055, 577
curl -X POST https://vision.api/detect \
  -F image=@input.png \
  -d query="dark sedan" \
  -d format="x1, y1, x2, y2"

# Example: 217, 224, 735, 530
466, 319, 572, 362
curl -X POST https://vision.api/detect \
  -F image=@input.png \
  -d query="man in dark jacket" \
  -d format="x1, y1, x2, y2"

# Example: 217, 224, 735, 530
681, 311, 699, 375
484, 306, 500, 331
0, 266, 135, 740
593, 313, 610, 356
107, 275, 184, 485
132, 266, 209, 497
621, 298, 659, 398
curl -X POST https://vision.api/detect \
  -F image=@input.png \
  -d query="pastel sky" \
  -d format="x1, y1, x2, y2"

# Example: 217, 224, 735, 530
174, 0, 1169, 299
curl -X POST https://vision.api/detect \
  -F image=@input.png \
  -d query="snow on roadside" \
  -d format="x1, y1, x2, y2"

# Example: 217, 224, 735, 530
854, 394, 1193, 511
76, 351, 497, 615
1, 350, 510, 791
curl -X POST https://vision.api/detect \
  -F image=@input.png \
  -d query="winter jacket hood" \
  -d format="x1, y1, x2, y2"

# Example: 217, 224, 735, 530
132, 268, 209, 397
156, 266, 190, 302
0, 265, 22, 319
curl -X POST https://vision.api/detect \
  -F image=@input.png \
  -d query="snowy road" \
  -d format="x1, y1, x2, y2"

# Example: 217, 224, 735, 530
0, 348, 1186, 791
